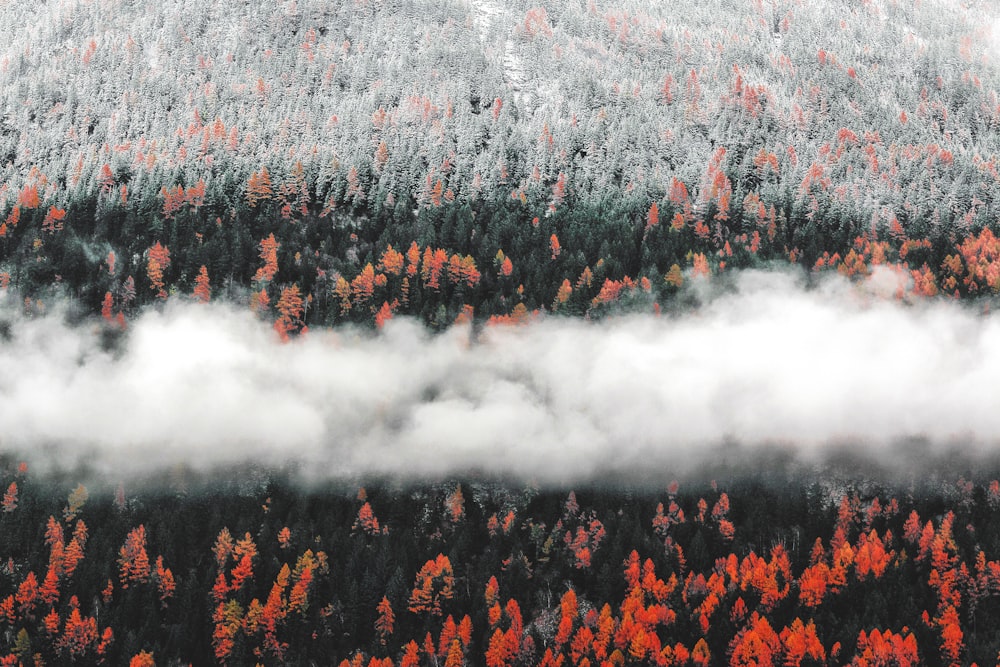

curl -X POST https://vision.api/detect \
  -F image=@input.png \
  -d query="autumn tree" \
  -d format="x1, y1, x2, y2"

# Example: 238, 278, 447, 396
146, 242, 171, 299
408, 554, 455, 616
254, 234, 280, 283
118, 525, 151, 588
274, 284, 305, 340
374, 596, 395, 645
193, 265, 211, 302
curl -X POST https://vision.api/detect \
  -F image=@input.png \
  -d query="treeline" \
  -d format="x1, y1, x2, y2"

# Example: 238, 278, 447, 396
0, 169, 996, 333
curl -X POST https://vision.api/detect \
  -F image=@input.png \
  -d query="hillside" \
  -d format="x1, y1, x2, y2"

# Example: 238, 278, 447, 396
1, 0, 1000, 325
5, 0, 1000, 664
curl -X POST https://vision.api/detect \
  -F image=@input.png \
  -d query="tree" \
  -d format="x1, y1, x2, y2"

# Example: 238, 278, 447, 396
146, 243, 171, 299
408, 554, 455, 616
288, 550, 316, 615
353, 502, 384, 536
213, 528, 234, 567
193, 265, 211, 302
374, 596, 394, 644
101, 292, 114, 321
16, 572, 38, 616
254, 234, 280, 283
646, 202, 659, 232
155, 556, 175, 605
247, 167, 274, 207
118, 525, 151, 588
41, 206, 66, 234
2, 483, 17, 513
379, 245, 404, 275
444, 485, 465, 523
129, 651, 156, 667
275, 284, 305, 340
61, 604, 100, 658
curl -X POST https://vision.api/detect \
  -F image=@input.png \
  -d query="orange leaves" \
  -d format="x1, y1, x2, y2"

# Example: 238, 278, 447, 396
729, 612, 781, 666
447, 254, 481, 288
101, 291, 114, 321
274, 284, 305, 340
444, 485, 465, 523
664, 264, 683, 288
129, 651, 156, 667
2, 482, 17, 514
779, 618, 825, 666
213, 527, 234, 567
17, 185, 40, 209
98, 164, 115, 193
146, 242, 171, 299
591, 277, 631, 307
554, 589, 577, 646
854, 530, 893, 580
374, 596, 395, 643
421, 248, 448, 290
406, 241, 421, 277
378, 245, 404, 276
193, 265, 211, 302
347, 166, 366, 202
118, 525, 151, 589
41, 206, 66, 234
254, 233, 280, 283
333, 276, 353, 315
408, 554, 455, 617
955, 227, 1000, 293
15, 572, 38, 616
735, 546, 792, 611
0, 206, 17, 237
160, 185, 185, 220
936, 605, 963, 664
691, 253, 710, 278
212, 600, 243, 661
853, 628, 919, 666
353, 502, 387, 536
373, 141, 389, 172
552, 279, 572, 309
753, 148, 780, 176
352, 264, 376, 305
375, 300, 397, 329
645, 201, 659, 231
485, 600, 522, 667
549, 234, 561, 260
288, 550, 317, 615
61, 605, 101, 658
246, 167, 274, 207
155, 555, 175, 605
549, 171, 567, 212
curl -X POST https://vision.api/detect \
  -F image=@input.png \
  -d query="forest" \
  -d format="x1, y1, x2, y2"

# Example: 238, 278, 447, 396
0, 458, 999, 665
0, 0, 999, 329
3, 0, 1000, 663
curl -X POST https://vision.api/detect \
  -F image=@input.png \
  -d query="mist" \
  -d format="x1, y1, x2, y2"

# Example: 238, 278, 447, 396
1, 269, 999, 484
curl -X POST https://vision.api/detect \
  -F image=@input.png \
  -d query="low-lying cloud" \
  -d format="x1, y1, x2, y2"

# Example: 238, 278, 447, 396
1, 269, 999, 483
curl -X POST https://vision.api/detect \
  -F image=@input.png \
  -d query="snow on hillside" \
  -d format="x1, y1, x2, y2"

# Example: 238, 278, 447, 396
0, 0, 998, 228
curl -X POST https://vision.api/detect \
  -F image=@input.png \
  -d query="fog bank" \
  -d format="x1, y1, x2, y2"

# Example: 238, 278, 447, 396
1, 270, 998, 483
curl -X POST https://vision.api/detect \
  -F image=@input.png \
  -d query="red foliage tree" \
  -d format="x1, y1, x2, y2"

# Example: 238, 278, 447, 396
374, 596, 394, 644
254, 234, 280, 283
408, 554, 455, 616
118, 525, 151, 589
193, 265, 211, 302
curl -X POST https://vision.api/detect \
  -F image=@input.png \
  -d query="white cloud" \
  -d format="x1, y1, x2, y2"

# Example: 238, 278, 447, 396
0, 270, 998, 483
